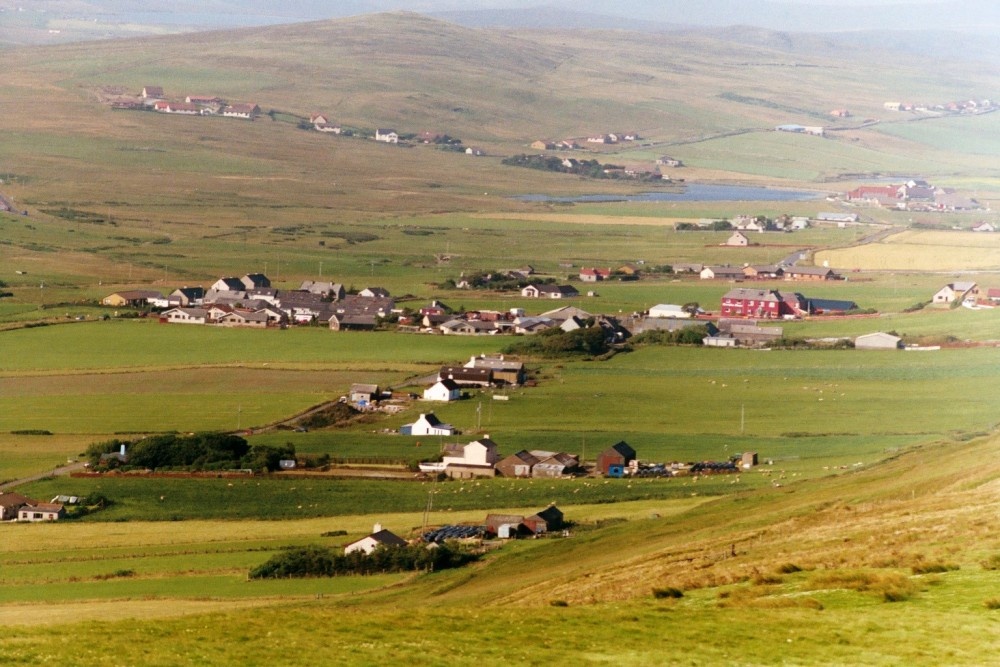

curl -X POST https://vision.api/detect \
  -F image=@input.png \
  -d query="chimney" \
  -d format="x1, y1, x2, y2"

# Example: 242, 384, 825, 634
373, 523, 382, 533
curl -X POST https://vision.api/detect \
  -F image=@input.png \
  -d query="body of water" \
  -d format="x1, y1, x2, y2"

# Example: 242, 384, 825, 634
516, 183, 821, 203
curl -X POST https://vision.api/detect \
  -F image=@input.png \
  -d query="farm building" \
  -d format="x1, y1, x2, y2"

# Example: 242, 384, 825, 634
648, 304, 690, 319
0, 492, 34, 520
439, 366, 494, 388
463, 356, 526, 385
725, 231, 750, 247
597, 441, 636, 476
495, 451, 540, 478
344, 524, 407, 555
349, 383, 380, 406
855, 332, 903, 350
700, 266, 746, 281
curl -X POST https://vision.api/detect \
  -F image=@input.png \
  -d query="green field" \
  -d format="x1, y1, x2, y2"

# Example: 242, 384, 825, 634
3, 12, 1000, 665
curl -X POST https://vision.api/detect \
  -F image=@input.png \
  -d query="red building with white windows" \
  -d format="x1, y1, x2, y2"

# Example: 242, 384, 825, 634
720, 288, 806, 319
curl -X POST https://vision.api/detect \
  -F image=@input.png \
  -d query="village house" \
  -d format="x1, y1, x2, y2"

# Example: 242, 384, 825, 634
783, 266, 842, 281
169, 286, 205, 307
141, 86, 164, 99
160, 307, 209, 324
344, 524, 407, 555
222, 103, 260, 119
743, 265, 784, 280
440, 437, 499, 479
375, 129, 399, 143
17, 502, 65, 522
720, 288, 796, 319
933, 281, 979, 305
101, 290, 162, 307
400, 412, 456, 436
579, 267, 612, 282
972, 221, 995, 232
520, 284, 579, 299
700, 266, 746, 281
299, 281, 345, 300
0, 492, 34, 520
423, 379, 462, 402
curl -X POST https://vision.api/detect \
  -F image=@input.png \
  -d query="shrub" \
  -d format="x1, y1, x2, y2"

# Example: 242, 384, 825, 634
980, 554, 1000, 571
911, 562, 959, 575
984, 598, 1000, 610
652, 587, 684, 599
778, 563, 803, 574
549, 600, 569, 607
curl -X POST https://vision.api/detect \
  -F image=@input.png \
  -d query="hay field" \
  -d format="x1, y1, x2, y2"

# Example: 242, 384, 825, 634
817, 229, 1000, 271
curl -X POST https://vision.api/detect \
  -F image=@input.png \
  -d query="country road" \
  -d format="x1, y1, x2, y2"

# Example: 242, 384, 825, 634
0, 461, 87, 492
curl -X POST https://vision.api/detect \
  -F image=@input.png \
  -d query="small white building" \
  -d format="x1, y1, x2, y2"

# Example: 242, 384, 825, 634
403, 413, 455, 436
423, 379, 462, 402
375, 129, 399, 143
648, 304, 690, 319
344, 524, 407, 555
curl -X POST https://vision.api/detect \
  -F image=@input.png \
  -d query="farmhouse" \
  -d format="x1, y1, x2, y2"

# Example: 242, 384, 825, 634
17, 502, 65, 522
141, 86, 163, 99
375, 129, 399, 143
855, 332, 903, 350
170, 286, 205, 306
344, 524, 407, 555
423, 379, 462, 402
784, 266, 842, 281
401, 412, 456, 436
723, 323, 784, 347
222, 103, 259, 119
972, 221, 995, 232
933, 282, 978, 305
299, 281, 345, 300
579, 267, 612, 282
440, 437, 499, 479
0, 492, 33, 520
101, 290, 162, 307
521, 284, 579, 299
160, 307, 209, 324
597, 441, 636, 476
700, 266, 745, 281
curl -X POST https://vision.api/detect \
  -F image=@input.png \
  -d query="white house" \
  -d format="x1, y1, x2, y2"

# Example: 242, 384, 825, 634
933, 282, 978, 305
438, 437, 499, 478
404, 413, 456, 436
725, 231, 749, 247
375, 129, 399, 143
344, 524, 407, 555
160, 307, 208, 324
423, 380, 462, 402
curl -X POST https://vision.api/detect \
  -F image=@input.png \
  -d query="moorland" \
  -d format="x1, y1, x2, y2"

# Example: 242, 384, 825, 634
3, 11, 1000, 665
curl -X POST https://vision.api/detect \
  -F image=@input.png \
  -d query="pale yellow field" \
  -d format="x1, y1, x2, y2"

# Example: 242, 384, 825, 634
475, 213, 691, 226
817, 229, 1000, 271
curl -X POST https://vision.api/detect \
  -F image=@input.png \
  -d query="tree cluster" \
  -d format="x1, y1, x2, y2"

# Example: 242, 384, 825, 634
85, 433, 295, 472
248, 542, 479, 579
504, 326, 610, 358
631, 325, 708, 346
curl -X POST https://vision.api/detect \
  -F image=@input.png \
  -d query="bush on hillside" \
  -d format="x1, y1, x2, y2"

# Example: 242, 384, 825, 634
248, 542, 479, 579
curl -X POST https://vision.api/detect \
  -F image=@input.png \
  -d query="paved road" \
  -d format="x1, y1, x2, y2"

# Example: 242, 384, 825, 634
0, 461, 87, 492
